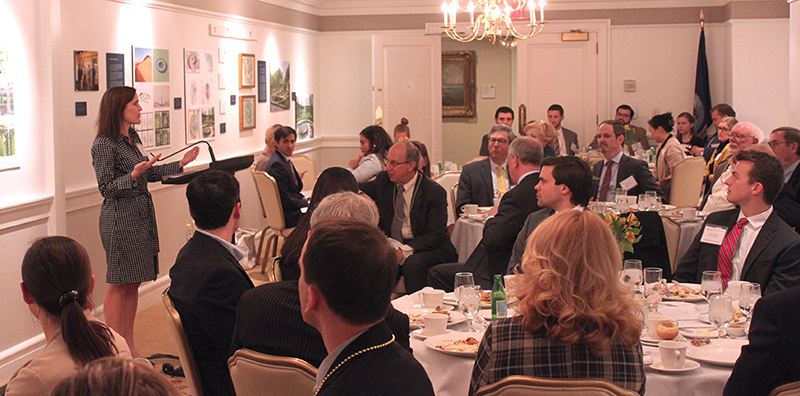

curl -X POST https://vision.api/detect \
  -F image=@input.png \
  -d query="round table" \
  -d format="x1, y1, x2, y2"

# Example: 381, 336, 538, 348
450, 216, 486, 262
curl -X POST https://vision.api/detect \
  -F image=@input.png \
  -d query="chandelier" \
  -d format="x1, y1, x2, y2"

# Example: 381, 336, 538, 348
441, 0, 546, 44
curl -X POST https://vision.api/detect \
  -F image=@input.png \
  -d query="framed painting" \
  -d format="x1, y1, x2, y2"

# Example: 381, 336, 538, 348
239, 53, 255, 89
442, 51, 476, 117
239, 94, 256, 131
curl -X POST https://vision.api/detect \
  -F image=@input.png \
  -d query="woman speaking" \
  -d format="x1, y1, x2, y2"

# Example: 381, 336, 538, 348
91, 86, 199, 356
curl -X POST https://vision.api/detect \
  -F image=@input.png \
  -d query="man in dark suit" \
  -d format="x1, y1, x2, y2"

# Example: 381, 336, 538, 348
769, 126, 800, 232
589, 105, 650, 154
547, 104, 579, 156
300, 219, 434, 396
456, 125, 515, 215
169, 170, 255, 396
591, 119, 663, 202
265, 126, 308, 228
723, 286, 800, 396
428, 137, 543, 290
360, 142, 457, 292
479, 106, 514, 156
673, 151, 800, 296
230, 191, 411, 366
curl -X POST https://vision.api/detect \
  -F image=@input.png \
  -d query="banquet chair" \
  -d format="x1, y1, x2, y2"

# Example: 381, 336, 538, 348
251, 168, 295, 277
661, 216, 682, 273
466, 155, 487, 165
669, 156, 705, 208
770, 381, 800, 396
291, 154, 317, 191
161, 287, 204, 396
473, 376, 639, 396
228, 349, 317, 396
433, 171, 461, 225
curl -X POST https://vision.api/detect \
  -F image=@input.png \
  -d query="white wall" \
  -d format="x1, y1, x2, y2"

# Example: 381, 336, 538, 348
792, 1, 800, 126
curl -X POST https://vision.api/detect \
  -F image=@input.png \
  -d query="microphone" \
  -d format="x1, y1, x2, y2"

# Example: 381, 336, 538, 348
156, 140, 215, 163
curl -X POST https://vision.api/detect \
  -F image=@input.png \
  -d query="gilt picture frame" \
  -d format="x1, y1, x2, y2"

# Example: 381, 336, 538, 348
442, 51, 476, 118
239, 95, 256, 130
239, 53, 255, 89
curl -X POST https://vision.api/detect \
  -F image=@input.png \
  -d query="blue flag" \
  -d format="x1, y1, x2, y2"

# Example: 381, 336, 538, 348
693, 27, 712, 135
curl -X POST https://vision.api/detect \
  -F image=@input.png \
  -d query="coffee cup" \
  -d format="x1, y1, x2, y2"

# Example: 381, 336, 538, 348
461, 204, 478, 215
421, 289, 445, 309
726, 280, 746, 301
658, 340, 689, 369
422, 313, 448, 336
682, 208, 697, 219
646, 314, 673, 338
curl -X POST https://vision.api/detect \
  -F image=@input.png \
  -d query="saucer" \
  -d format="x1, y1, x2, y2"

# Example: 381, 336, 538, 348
680, 327, 720, 339
412, 328, 455, 340
641, 334, 685, 345
649, 360, 701, 373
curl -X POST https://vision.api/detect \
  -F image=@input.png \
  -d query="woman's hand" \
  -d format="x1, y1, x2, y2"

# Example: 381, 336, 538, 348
690, 146, 704, 156
348, 154, 363, 169
131, 154, 161, 180
179, 146, 200, 168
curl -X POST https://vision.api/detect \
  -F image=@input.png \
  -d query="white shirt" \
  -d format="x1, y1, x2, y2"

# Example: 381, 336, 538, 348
598, 151, 624, 202
703, 164, 736, 213
195, 229, 246, 266
784, 159, 800, 182
556, 127, 567, 156
490, 161, 510, 198
399, 174, 419, 240
731, 206, 773, 281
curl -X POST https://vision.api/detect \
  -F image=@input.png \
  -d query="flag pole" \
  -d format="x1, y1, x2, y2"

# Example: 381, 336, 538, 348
700, 10, 704, 28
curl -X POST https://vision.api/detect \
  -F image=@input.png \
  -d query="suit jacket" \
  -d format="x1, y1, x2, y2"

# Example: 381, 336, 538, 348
723, 286, 800, 396
456, 158, 514, 215
169, 232, 255, 396
317, 322, 434, 396
562, 127, 579, 156
673, 209, 800, 296
508, 208, 555, 272
360, 171, 453, 254
774, 164, 800, 232
591, 154, 664, 200
265, 151, 308, 228
655, 135, 686, 203
230, 280, 411, 367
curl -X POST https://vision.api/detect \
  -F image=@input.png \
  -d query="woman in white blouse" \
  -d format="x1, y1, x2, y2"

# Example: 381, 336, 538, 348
347, 125, 393, 183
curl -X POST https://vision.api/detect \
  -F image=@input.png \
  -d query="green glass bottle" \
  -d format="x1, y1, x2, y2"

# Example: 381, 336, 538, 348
491, 274, 507, 320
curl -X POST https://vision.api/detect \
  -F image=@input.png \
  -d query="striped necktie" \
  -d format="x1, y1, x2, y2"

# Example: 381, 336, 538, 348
717, 218, 748, 289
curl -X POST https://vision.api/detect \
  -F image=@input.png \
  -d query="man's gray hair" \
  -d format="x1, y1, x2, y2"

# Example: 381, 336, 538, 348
720, 116, 738, 129
310, 191, 379, 227
732, 121, 764, 143
773, 126, 800, 156
489, 124, 516, 141
508, 136, 543, 166
393, 141, 421, 167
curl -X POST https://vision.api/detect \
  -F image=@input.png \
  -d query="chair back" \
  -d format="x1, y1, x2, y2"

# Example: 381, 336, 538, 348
661, 216, 682, 273
161, 287, 204, 396
434, 171, 461, 225
670, 156, 705, 208
770, 381, 800, 396
291, 154, 317, 191
253, 170, 287, 232
474, 376, 639, 396
228, 349, 317, 396
250, 165, 267, 219
466, 155, 487, 165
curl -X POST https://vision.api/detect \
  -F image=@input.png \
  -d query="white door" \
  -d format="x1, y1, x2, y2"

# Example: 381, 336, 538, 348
517, 32, 598, 147
372, 34, 442, 163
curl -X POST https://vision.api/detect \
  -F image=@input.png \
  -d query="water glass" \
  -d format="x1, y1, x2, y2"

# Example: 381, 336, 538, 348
638, 194, 648, 211
458, 285, 481, 332
708, 294, 734, 337
701, 270, 723, 302
454, 272, 474, 302
643, 267, 662, 303
646, 191, 658, 210
622, 259, 643, 292
739, 283, 761, 318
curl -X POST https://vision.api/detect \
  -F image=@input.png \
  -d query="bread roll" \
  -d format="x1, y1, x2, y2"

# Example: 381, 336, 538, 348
657, 322, 679, 340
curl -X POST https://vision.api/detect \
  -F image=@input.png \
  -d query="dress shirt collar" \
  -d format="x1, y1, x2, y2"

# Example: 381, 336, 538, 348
314, 329, 368, 392
784, 159, 800, 182
195, 229, 246, 263
737, 206, 772, 230
605, 150, 624, 166
517, 170, 539, 184
401, 172, 419, 194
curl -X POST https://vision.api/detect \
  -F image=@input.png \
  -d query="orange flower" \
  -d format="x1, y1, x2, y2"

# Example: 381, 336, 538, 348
626, 231, 636, 242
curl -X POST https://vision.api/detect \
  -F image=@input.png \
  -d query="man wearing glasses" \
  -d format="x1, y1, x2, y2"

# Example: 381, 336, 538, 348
769, 127, 800, 231
456, 125, 515, 215
704, 122, 764, 213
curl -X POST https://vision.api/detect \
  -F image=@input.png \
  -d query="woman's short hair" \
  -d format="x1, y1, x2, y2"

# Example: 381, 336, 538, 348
96, 86, 136, 140
264, 124, 282, 145
516, 211, 643, 352
523, 121, 557, 146
52, 357, 180, 396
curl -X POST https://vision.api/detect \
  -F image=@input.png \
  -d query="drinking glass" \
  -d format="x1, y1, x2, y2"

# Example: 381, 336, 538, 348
638, 194, 648, 211
458, 285, 481, 332
646, 191, 658, 211
744, 283, 762, 318
454, 272, 475, 303
738, 282, 754, 317
701, 270, 723, 303
708, 294, 734, 338
622, 259, 643, 293
643, 267, 662, 303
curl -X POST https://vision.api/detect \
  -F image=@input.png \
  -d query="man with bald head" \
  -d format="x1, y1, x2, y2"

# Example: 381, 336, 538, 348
360, 141, 457, 292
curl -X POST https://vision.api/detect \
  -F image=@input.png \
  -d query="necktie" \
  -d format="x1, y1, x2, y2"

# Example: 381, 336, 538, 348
598, 160, 614, 202
391, 185, 405, 242
555, 139, 561, 155
286, 158, 298, 187
717, 218, 749, 289
496, 165, 507, 197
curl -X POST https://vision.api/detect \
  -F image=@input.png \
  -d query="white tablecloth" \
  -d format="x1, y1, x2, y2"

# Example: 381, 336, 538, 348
675, 220, 703, 263
392, 294, 738, 396
451, 217, 485, 262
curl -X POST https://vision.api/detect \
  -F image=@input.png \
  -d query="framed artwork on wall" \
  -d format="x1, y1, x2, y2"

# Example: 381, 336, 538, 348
442, 51, 476, 117
240, 94, 256, 130
239, 53, 255, 89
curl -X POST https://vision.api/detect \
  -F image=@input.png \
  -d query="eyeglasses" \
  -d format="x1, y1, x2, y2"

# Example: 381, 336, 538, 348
387, 160, 410, 167
768, 140, 787, 148
729, 133, 751, 140
489, 138, 509, 144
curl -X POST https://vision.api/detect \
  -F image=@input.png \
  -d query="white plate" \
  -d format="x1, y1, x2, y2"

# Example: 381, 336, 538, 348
680, 327, 720, 339
412, 328, 455, 340
407, 309, 467, 329
649, 360, 701, 373
460, 213, 488, 221
686, 339, 748, 367
423, 331, 484, 357
640, 333, 685, 345
698, 313, 747, 325
443, 292, 492, 309
662, 283, 705, 302
478, 206, 493, 213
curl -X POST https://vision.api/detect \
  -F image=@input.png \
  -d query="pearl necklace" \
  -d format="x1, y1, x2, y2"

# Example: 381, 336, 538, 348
313, 334, 396, 396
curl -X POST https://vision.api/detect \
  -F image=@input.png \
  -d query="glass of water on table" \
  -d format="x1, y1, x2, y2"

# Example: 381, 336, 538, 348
454, 272, 475, 302
701, 270, 723, 303
622, 259, 643, 295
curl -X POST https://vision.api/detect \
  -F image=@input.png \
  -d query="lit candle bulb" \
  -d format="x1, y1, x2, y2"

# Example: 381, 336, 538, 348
529, 1, 536, 24
539, 0, 545, 22
468, 1, 475, 26
442, 1, 449, 26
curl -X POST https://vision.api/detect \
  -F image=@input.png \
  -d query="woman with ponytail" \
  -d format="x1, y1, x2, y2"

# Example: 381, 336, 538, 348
6, 237, 131, 396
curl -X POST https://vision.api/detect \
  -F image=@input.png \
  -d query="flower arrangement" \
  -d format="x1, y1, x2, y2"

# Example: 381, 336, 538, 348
601, 212, 642, 255
623, 125, 638, 146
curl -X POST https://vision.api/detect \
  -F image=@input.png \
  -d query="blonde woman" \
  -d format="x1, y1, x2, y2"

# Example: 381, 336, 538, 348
255, 123, 282, 172
523, 121, 558, 158
470, 210, 645, 395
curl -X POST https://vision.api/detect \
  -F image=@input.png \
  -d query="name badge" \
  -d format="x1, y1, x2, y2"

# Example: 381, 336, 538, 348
619, 175, 638, 191
700, 225, 728, 246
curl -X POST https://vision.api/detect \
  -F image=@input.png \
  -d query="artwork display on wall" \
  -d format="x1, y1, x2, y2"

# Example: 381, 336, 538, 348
239, 53, 255, 89
295, 94, 313, 141
133, 47, 171, 149
184, 48, 216, 143
74, 50, 99, 91
0, 40, 17, 170
240, 95, 256, 131
270, 61, 290, 111
442, 51, 476, 117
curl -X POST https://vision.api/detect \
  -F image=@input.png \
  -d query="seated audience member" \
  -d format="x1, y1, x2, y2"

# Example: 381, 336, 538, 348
302, 219, 434, 396
522, 121, 558, 158
547, 104, 579, 156
231, 192, 411, 367
279, 167, 359, 280
508, 156, 593, 272
723, 286, 800, 396
703, 120, 760, 212
456, 125, 515, 214
769, 126, 800, 231
470, 211, 645, 395
698, 103, 736, 161
675, 112, 705, 156
674, 151, 800, 295
650, 112, 686, 202
480, 107, 515, 155
360, 142, 457, 292
347, 125, 392, 183
592, 120, 663, 202
704, 117, 735, 196
393, 117, 411, 141
589, 104, 650, 154
6, 237, 132, 396
411, 140, 433, 177
254, 124, 282, 172
265, 126, 308, 228
428, 137, 543, 290
169, 170, 254, 396
51, 357, 179, 396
